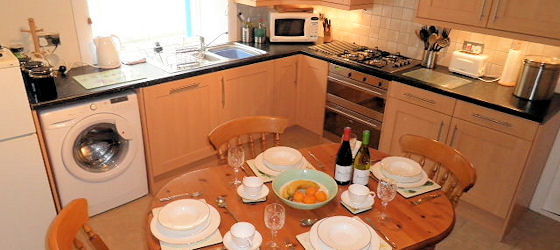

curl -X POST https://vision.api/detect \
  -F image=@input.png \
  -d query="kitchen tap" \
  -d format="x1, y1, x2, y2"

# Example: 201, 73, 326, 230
200, 31, 229, 50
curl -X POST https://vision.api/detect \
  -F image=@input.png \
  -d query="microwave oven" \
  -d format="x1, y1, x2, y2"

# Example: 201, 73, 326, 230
269, 11, 319, 42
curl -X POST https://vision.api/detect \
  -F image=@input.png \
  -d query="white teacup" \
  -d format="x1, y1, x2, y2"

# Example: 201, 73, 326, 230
230, 222, 255, 248
242, 176, 264, 197
348, 184, 376, 206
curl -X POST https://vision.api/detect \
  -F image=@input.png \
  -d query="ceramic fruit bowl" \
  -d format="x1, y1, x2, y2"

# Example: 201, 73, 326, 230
272, 169, 338, 210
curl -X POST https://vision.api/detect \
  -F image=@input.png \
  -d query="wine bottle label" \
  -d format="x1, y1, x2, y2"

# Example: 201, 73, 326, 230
335, 164, 352, 182
352, 169, 369, 185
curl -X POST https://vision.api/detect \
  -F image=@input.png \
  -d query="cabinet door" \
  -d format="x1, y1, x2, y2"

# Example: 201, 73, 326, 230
486, 0, 560, 40
221, 61, 274, 122
273, 56, 298, 125
417, 0, 492, 27
447, 118, 532, 218
296, 56, 328, 135
141, 74, 221, 176
379, 97, 451, 155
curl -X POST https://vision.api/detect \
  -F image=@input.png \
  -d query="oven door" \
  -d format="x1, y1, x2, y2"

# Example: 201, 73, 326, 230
327, 75, 386, 122
323, 102, 382, 149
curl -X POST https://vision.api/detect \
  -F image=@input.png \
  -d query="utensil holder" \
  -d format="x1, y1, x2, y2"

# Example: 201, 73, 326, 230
421, 50, 437, 69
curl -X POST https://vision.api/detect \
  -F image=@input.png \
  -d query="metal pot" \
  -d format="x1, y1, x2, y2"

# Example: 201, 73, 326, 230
513, 55, 560, 100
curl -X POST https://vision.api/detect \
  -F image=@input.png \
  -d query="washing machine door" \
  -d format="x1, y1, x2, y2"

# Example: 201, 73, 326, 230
61, 113, 137, 182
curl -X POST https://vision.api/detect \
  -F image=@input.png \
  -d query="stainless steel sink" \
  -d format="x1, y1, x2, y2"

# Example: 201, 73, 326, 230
206, 43, 266, 60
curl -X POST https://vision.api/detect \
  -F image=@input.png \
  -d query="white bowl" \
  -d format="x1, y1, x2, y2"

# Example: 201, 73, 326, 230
262, 146, 303, 172
381, 156, 423, 177
158, 199, 210, 231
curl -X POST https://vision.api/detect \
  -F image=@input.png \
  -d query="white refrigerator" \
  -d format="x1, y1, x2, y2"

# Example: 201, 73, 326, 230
0, 49, 56, 249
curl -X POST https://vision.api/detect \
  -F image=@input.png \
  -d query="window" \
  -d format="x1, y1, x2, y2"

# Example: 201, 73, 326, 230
86, 0, 229, 48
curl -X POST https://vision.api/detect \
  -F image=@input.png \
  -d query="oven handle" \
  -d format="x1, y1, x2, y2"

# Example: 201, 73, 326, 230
328, 76, 386, 99
326, 103, 382, 130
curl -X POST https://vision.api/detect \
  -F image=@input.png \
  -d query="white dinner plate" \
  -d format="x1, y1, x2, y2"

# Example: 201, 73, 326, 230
317, 216, 371, 250
381, 157, 422, 177
223, 230, 263, 250
254, 153, 307, 177
158, 199, 210, 231
262, 146, 303, 171
236, 184, 269, 200
380, 168, 423, 183
310, 218, 380, 250
371, 162, 428, 188
341, 190, 374, 209
150, 204, 221, 245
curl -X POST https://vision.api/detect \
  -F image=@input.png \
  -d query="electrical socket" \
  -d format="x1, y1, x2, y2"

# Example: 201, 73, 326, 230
38, 33, 61, 47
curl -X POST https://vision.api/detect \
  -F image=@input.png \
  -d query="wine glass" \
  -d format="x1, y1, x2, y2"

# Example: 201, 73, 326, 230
376, 178, 397, 220
227, 146, 245, 185
264, 203, 285, 249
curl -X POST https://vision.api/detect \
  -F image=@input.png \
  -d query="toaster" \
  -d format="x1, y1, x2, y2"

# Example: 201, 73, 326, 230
448, 50, 489, 78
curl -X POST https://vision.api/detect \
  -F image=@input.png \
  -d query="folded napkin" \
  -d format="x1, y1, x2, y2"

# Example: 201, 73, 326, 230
397, 180, 441, 198
246, 159, 315, 183
152, 200, 223, 250
295, 216, 393, 250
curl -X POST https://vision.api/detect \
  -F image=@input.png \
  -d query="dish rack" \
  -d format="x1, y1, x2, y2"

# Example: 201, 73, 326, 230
149, 38, 204, 72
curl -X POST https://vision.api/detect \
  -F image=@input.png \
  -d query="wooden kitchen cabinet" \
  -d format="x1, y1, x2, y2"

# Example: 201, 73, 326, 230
220, 61, 275, 123
234, 0, 372, 10
486, 0, 560, 40
139, 73, 221, 180
296, 56, 328, 135
417, 0, 491, 27
273, 55, 298, 125
379, 97, 452, 155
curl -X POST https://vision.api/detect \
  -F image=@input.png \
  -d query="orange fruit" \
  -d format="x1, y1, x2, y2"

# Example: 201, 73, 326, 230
303, 194, 317, 204
293, 191, 305, 202
305, 187, 318, 196
314, 191, 327, 202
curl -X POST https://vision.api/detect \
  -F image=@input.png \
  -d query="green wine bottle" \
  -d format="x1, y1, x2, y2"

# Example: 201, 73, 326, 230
352, 130, 371, 185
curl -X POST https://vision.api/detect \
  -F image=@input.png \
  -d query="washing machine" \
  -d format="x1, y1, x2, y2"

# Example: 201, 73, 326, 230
40, 91, 148, 216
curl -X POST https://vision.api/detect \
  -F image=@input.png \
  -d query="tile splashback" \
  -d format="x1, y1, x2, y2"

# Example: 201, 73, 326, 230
313, 0, 560, 77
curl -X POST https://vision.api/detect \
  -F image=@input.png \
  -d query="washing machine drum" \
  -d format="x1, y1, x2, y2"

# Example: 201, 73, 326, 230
62, 113, 137, 182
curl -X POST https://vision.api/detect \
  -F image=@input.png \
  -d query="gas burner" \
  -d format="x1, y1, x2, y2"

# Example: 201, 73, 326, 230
364, 59, 388, 68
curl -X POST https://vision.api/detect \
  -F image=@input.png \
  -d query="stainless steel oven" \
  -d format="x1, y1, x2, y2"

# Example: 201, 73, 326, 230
323, 63, 389, 149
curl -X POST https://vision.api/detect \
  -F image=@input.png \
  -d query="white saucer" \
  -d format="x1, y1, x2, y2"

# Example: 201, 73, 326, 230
236, 185, 269, 200
309, 218, 380, 250
223, 231, 263, 250
150, 204, 221, 245
341, 191, 374, 209
254, 152, 308, 177
371, 162, 428, 188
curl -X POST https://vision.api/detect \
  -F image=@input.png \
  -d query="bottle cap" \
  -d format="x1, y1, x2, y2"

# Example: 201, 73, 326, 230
342, 127, 352, 141
362, 130, 371, 146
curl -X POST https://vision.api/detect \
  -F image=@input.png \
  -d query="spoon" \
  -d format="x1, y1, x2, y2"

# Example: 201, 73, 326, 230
216, 196, 240, 222
300, 218, 318, 227
159, 191, 203, 202
428, 33, 438, 51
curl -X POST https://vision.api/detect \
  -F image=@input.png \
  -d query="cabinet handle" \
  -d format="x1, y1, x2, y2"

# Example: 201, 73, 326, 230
169, 83, 200, 95
221, 77, 225, 108
472, 113, 512, 127
436, 121, 444, 141
479, 0, 487, 20
449, 125, 458, 146
403, 92, 436, 105
493, 0, 502, 22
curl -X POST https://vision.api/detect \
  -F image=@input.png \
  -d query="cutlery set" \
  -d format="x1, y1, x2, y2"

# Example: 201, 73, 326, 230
417, 25, 451, 52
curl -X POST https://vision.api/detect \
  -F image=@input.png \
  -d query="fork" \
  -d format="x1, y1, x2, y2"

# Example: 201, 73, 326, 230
306, 150, 325, 170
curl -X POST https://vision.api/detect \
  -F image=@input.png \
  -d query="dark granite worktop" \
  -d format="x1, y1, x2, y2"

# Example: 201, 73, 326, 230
31, 42, 560, 123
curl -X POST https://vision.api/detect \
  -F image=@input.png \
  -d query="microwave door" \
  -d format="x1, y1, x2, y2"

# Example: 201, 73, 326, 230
275, 19, 305, 37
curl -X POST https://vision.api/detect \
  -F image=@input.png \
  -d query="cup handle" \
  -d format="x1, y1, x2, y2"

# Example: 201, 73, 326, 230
369, 191, 376, 199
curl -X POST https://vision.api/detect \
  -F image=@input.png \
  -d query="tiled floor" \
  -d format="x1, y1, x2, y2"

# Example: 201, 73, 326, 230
89, 126, 560, 249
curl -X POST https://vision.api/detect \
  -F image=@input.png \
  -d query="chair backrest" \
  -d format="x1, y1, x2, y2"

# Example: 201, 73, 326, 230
208, 116, 289, 160
399, 134, 476, 206
48, 198, 108, 250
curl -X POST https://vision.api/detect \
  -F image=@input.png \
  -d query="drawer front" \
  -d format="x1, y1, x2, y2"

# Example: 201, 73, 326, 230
454, 100, 539, 141
390, 81, 456, 115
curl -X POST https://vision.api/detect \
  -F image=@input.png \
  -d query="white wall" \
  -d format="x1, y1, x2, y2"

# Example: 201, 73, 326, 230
0, 0, 83, 65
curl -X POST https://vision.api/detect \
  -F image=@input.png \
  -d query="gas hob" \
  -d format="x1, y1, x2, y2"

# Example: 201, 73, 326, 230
309, 41, 420, 73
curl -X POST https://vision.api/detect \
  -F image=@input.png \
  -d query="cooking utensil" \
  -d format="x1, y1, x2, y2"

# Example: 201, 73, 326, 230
428, 33, 438, 51
300, 218, 318, 227
411, 193, 442, 205
362, 216, 398, 249
419, 28, 430, 50
442, 28, 450, 39
159, 191, 203, 202
429, 25, 438, 35
434, 38, 450, 52
216, 196, 240, 222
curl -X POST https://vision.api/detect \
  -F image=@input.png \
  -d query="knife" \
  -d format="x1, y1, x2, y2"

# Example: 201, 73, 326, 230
411, 193, 442, 206
362, 216, 398, 249
83, 224, 109, 250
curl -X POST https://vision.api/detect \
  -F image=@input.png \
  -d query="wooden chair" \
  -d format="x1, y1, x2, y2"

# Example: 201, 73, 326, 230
48, 198, 109, 250
208, 116, 289, 161
399, 134, 476, 206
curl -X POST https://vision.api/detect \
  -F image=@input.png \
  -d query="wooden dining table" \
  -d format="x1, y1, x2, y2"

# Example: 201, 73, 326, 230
146, 143, 455, 250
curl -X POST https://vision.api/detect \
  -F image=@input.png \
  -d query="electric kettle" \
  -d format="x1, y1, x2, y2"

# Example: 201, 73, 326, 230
94, 35, 121, 69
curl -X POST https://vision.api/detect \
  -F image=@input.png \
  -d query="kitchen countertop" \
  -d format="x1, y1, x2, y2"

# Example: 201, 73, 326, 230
30, 42, 560, 123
